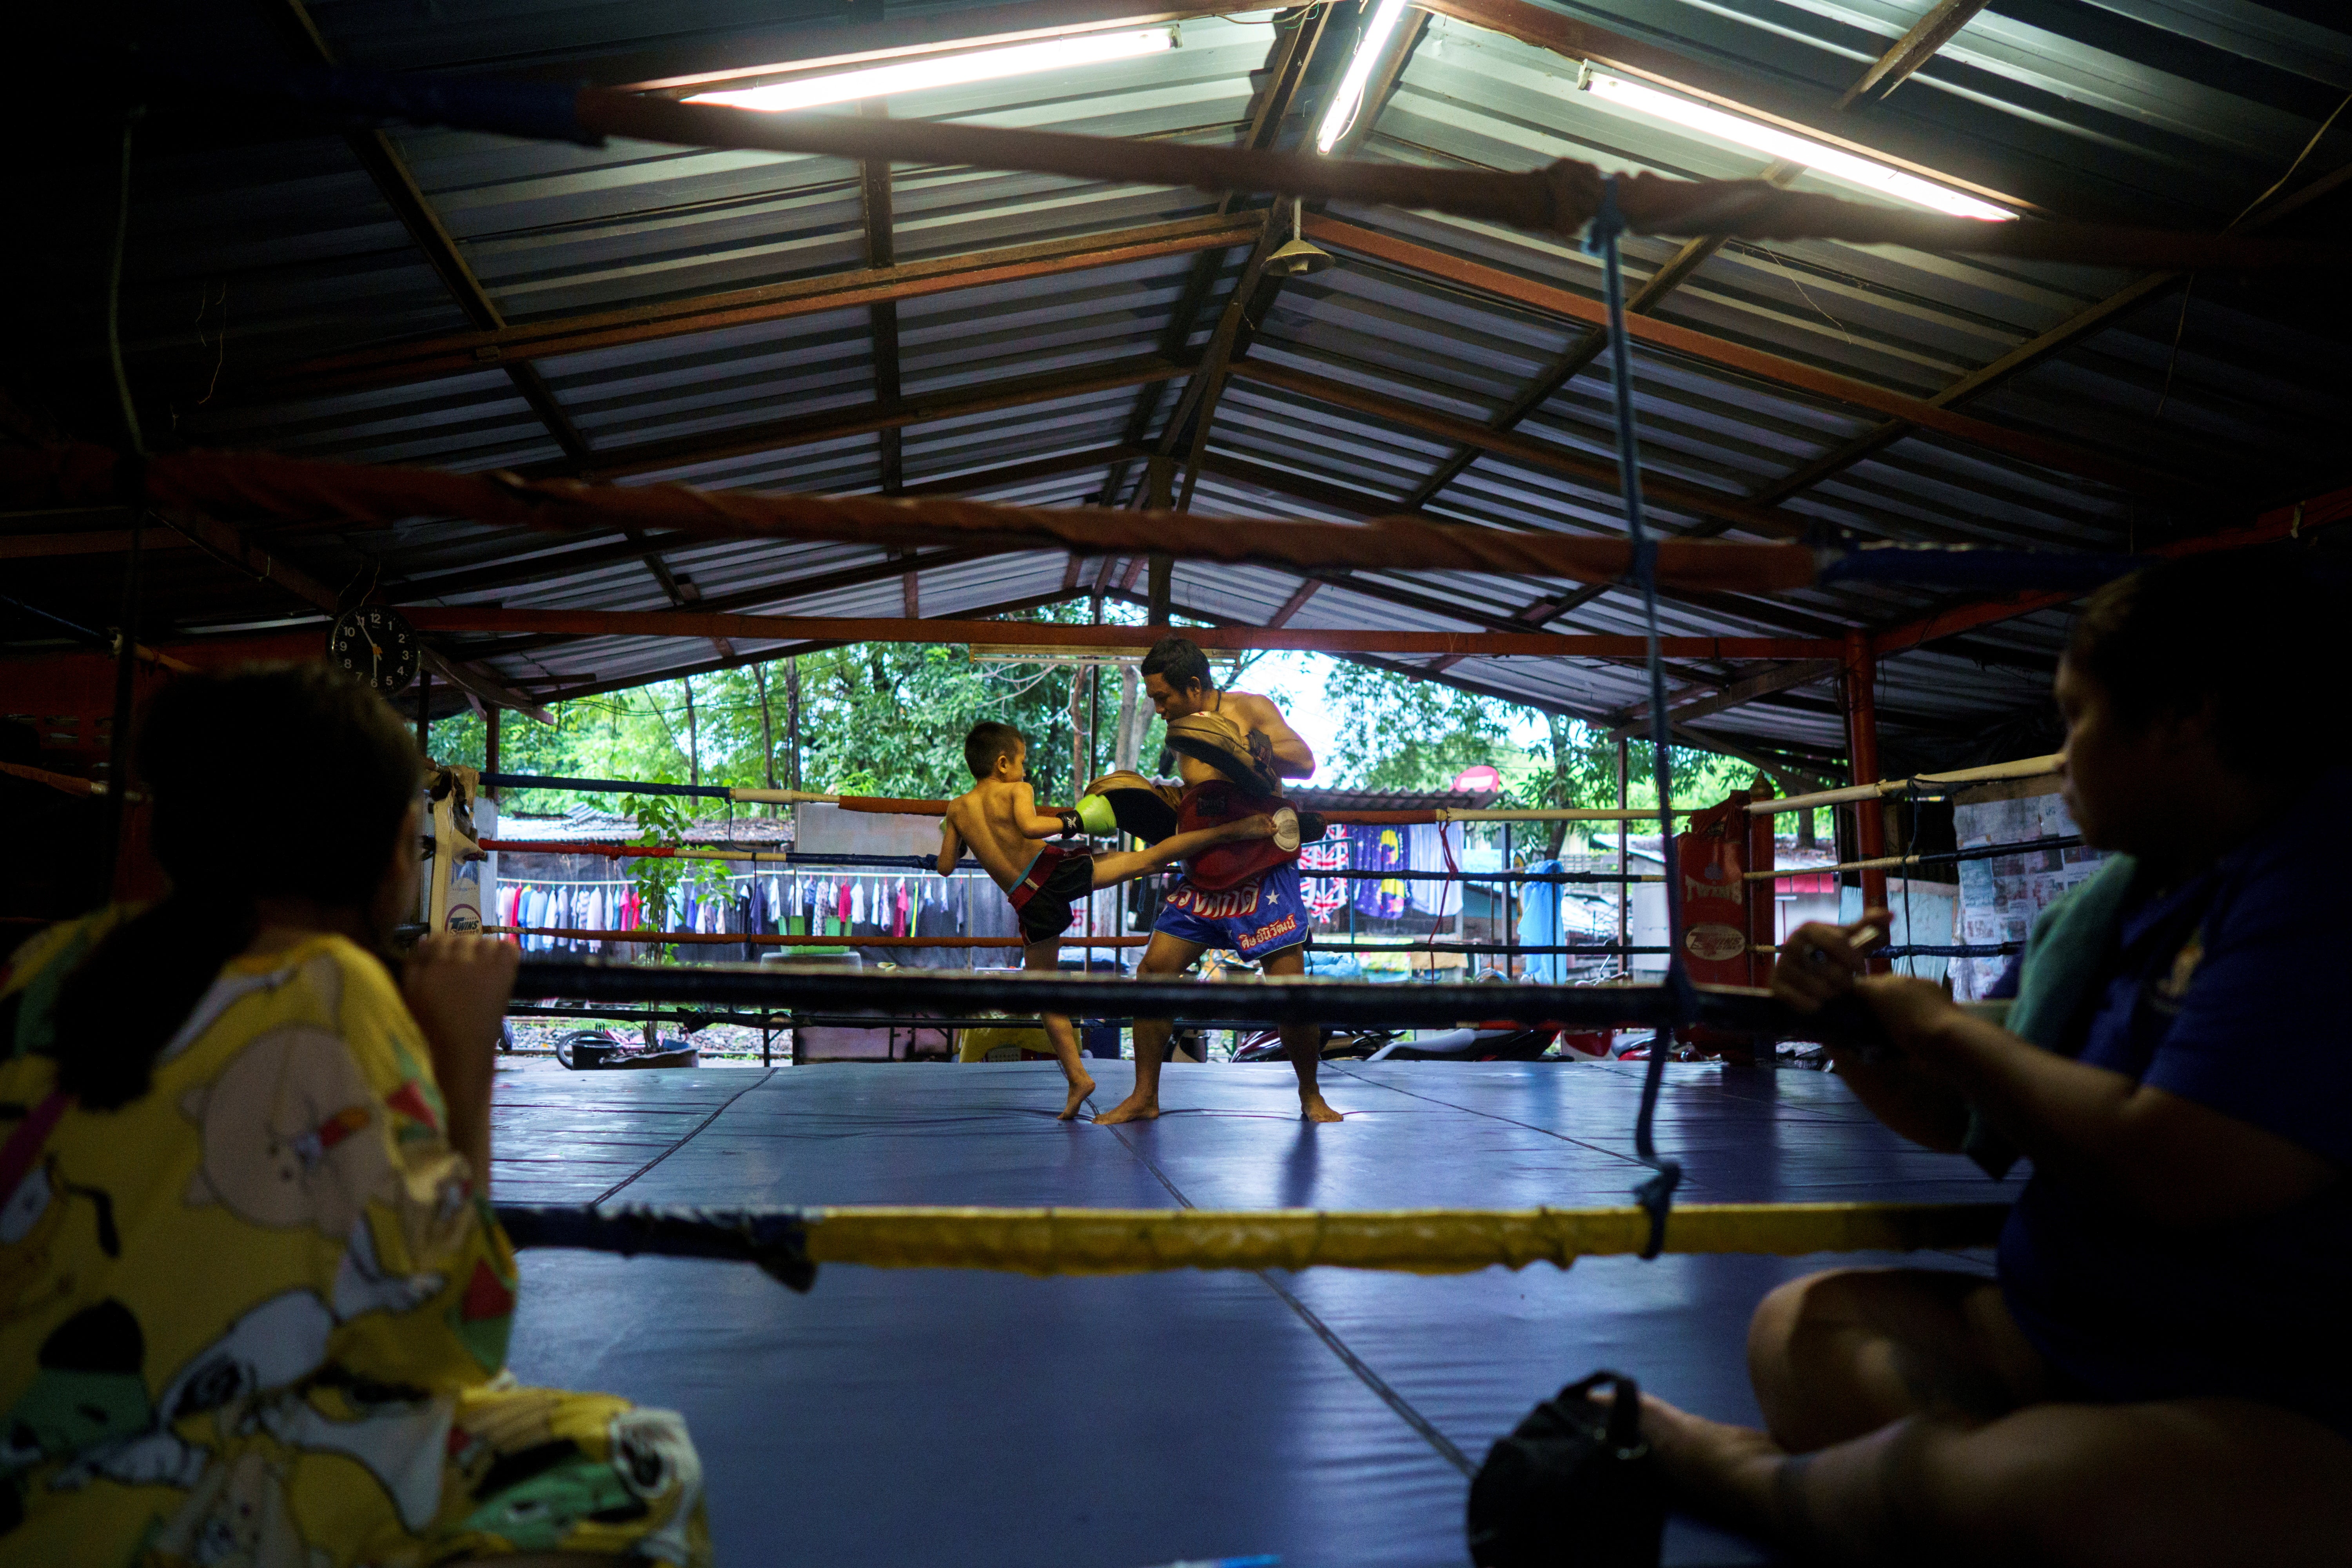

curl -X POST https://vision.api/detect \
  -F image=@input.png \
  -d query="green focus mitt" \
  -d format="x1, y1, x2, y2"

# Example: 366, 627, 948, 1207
1075, 793, 1120, 837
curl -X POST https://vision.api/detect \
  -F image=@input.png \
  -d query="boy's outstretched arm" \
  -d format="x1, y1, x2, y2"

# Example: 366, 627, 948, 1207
936, 815, 964, 877
1010, 782, 1082, 840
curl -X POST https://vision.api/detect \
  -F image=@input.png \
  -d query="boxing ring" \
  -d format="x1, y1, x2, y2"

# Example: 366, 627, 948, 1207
25, 58, 2345, 1568
490, 1054, 2002, 1567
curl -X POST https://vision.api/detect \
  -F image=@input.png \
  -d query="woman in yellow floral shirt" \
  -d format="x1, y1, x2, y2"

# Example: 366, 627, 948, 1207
0, 664, 708, 1566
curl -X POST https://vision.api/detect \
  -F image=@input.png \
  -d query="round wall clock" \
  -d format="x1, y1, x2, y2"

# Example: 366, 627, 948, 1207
328, 605, 421, 695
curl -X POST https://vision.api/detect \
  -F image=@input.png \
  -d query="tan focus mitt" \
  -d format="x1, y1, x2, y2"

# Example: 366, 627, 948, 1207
1081, 771, 1183, 844
1165, 712, 1279, 794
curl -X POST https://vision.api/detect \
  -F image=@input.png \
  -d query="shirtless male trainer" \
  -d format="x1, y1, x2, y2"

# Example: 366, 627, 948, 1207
1094, 635, 1344, 1125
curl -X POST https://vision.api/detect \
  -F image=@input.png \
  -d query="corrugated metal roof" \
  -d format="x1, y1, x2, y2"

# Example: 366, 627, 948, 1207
13, 0, 2345, 783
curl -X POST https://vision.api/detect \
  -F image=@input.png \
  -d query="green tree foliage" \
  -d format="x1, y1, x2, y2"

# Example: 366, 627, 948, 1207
427, 604, 1172, 815
426, 621, 1793, 847
1316, 661, 1771, 853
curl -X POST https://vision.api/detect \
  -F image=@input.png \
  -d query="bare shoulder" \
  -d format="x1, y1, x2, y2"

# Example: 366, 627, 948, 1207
1224, 690, 1291, 728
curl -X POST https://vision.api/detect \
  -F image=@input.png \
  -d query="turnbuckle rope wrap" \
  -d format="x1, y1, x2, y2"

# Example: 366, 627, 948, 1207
1588, 176, 1688, 1259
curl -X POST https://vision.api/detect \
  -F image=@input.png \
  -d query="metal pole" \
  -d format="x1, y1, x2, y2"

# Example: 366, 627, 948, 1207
1615, 735, 1630, 974
99, 517, 143, 898
1503, 820, 1514, 980
483, 704, 501, 799
416, 668, 431, 756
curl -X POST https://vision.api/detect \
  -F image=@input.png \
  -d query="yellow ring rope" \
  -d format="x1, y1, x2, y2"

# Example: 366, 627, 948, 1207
793, 1201, 2011, 1277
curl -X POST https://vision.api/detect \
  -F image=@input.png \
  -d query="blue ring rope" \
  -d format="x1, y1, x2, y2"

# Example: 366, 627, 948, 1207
1588, 176, 1689, 1258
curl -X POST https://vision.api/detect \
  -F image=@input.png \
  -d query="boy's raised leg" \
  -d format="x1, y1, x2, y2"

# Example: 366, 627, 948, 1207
1023, 936, 1094, 1119
1089, 813, 1279, 886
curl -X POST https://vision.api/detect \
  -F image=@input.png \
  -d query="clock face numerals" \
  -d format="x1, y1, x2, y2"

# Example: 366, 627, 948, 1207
328, 607, 421, 695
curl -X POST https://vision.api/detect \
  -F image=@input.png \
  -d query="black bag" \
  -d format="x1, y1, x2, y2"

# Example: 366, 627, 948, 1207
1466, 1370, 1666, 1568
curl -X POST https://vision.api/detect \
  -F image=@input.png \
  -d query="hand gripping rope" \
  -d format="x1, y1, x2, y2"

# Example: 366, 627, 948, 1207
1587, 176, 1690, 1260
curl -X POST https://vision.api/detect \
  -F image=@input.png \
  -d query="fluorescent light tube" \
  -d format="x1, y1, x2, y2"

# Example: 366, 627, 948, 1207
1581, 70, 2013, 221
1315, 0, 1412, 154
688, 27, 1176, 113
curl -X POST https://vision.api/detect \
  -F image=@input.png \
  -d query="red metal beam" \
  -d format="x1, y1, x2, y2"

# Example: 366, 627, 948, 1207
1869, 483, 2352, 658
1302, 216, 2220, 506
403, 607, 1839, 659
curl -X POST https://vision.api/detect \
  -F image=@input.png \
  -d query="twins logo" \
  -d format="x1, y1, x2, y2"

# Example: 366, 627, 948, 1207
1169, 883, 1263, 922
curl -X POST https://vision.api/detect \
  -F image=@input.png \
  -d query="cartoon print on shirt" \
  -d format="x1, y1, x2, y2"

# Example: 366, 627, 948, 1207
0, 1299, 149, 1477
0, 1154, 120, 1326
181, 1022, 390, 1239
149, 1448, 329, 1568
52, 1220, 443, 1492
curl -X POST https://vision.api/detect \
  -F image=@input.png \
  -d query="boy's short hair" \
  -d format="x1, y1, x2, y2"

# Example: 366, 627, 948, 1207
963, 720, 1025, 779
1141, 635, 1212, 695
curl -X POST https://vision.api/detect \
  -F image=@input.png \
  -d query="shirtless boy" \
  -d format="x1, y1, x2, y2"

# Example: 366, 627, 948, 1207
940, 720, 1287, 1120
1094, 636, 1343, 1126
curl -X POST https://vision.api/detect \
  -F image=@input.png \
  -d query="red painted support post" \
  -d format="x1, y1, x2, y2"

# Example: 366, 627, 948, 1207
1840, 627, 1889, 933
1746, 779, 1778, 987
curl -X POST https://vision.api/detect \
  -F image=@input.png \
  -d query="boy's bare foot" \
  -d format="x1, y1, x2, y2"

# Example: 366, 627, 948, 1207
1094, 1091, 1160, 1124
1300, 1090, 1345, 1123
1059, 1071, 1097, 1120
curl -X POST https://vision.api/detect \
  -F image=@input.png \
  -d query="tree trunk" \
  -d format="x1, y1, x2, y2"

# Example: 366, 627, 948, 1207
682, 677, 699, 788
1545, 712, 1573, 859
1114, 664, 1141, 771
785, 657, 802, 791
1068, 664, 1087, 806
755, 662, 777, 815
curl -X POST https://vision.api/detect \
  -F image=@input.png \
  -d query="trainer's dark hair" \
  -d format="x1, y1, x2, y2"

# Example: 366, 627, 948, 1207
963, 721, 1025, 779
50, 663, 424, 1109
1141, 635, 1212, 695
2067, 551, 2341, 773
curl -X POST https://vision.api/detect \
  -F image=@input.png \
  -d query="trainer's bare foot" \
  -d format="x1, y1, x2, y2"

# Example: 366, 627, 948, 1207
1638, 1392, 1784, 1530
1058, 1071, 1096, 1121
1300, 1091, 1345, 1123
1093, 1091, 1160, 1124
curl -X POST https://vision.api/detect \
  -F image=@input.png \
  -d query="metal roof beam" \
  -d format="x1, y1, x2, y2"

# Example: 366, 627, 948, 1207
153, 504, 551, 720
1162, 9, 1428, 512
1603, 658, 1841, 743
254, 0, 589, 463
1867, 482, 2352, 658
1303, 217, 2220, 508
512, 591, 1088, 707
1753, 159, 2352, 513
1405, 1, 1986, 512
1184, 450, 1849, 643
1228, 359, 1809, 540
525, 355, 1195, 482
249, 214, 1260, 403
1100, 6, 1328, 508
434, 546, 1007, 662
408, 607, 1844, 659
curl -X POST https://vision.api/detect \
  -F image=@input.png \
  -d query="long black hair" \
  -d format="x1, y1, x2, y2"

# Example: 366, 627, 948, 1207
2067, 550, 2343, 774
49, 662, 423, 1109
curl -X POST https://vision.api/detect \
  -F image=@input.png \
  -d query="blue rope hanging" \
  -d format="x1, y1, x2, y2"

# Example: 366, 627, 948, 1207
1587, 175, 1691, 1259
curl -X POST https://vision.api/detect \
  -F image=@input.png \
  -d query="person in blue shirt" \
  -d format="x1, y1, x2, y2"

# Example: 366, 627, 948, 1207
1637, 553, 2352, 1566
